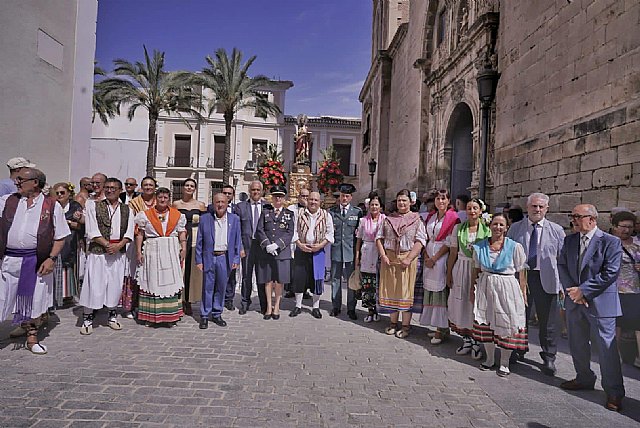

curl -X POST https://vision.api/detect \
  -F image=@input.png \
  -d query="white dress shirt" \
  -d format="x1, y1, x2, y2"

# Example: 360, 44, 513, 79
0, 193, 70, 249
214, 213, 228, 251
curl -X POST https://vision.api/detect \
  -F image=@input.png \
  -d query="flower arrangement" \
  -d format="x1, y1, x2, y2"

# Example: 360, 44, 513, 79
258, 144, 286, 187
317, 146, 344, 194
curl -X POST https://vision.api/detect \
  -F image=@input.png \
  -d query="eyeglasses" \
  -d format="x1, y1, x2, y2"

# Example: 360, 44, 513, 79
104, 186, 119, 191
568, 214, 592, 220
90, 181, 103, 186
15, 177, 37, 185
125, 183, 136, 187
55, 191, 67, 196
615, 224, 634, 229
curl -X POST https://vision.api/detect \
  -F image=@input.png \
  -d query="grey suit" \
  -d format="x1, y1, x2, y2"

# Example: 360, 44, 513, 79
558, 228, 624, 397
329, 205, 363, 312
507, 218, 565, 361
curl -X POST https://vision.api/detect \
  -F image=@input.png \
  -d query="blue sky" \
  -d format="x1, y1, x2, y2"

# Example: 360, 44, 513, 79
95, 0, 372, 118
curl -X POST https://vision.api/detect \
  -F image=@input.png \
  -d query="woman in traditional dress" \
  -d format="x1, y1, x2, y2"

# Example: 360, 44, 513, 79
122, 176, 157, 318
472, 213, 528, 377
611, 211, 640, 368
135, 187, 187, 326
420, 189, 459, 344
52, 182, 83, 306
446, 198, 490, 359
172, 178, 206, 316
376, 189, 426, 338
355, 192, 385, 322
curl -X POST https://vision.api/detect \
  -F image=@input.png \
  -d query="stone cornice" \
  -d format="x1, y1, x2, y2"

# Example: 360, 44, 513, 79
284, 115, 361, 129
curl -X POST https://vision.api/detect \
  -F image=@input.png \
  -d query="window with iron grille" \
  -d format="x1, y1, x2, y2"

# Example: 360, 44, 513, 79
210, 181, 224, 203
174, 135, 191, 167
213, 135, 225, 169
171, 180, 184, 203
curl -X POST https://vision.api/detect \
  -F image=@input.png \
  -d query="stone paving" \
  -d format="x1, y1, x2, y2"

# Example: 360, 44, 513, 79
0, 287, 639, 428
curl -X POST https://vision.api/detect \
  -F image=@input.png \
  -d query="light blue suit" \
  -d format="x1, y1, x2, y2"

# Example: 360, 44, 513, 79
558, 228, 624, 397
196, 210, 242, 319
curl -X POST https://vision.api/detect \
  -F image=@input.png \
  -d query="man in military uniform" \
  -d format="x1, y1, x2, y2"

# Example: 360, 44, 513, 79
329, 183, 363, 319
255, 185, 295, 318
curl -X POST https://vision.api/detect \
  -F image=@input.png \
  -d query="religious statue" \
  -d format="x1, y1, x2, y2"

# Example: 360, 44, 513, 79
294, 114, 312, 165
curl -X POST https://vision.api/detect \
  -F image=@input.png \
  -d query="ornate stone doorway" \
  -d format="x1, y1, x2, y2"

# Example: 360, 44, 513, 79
446, 102, 474, 199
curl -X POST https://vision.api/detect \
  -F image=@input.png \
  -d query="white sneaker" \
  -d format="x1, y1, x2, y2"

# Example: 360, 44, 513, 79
427, 331, 437, 338
364, 315, 374, 323
431, 336, 443, 345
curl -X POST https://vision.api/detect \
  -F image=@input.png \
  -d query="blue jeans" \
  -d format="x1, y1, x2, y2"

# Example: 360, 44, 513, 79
331, 261, 356, 312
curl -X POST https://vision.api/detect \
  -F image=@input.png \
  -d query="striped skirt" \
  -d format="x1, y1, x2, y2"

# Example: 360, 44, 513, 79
137, 290, 183, 324
53, 256, 77, 307
472, 322, 529, 351
378, 250, 418, 312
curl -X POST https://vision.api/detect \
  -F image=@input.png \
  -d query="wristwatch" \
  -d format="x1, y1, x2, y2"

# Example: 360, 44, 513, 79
48, 255, 56, 262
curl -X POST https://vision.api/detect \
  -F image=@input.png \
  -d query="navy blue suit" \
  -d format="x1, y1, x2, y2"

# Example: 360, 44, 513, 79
234, 199, 266, 311
558, 228, 624, 397
195, 210, 242, 319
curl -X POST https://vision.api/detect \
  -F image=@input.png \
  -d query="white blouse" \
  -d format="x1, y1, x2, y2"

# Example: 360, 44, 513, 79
134, 211, 186, 238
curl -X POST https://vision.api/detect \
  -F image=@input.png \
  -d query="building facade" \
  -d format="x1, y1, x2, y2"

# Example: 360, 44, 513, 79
361, 0, 639, 227
91, 81, 362, 204
0, 0, 98, 186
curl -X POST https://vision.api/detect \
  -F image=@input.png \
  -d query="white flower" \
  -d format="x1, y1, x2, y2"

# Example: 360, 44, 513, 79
481, 212, 492, 223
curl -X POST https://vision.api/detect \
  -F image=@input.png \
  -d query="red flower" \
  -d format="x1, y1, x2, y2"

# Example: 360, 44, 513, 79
329, 178, 337, 185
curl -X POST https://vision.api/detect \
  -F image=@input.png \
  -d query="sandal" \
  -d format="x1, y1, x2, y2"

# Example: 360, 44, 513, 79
80, 313, 94, 335
497, 366, 510, 377
395, 325, 410, 339
372, 313, 380, 322
108, 318, 122, 330
470, 343, 483, 360
431, 331, 446, 345
456, 337, 473, 355
385, 323, 397, 335
26, 327, 47, 355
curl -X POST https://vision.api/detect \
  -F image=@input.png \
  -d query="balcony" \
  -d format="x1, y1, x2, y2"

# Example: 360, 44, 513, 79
207, 157, 223, 169
166, 156, 193, 168
344, 163, 358, 177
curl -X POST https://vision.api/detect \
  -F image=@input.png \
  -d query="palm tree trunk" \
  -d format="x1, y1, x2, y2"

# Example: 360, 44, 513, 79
222, 112, 233, 184
147, 115, 158, 177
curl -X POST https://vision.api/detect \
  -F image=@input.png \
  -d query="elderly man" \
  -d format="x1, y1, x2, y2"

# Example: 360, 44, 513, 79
290, 192, 334, 319
221, 184, 238, 311
88, 173, 107, 202
234, 181, 266, 314
119, 178, 139, 204
79, 178, 134, 335
507, 192, 565, 375
329, 183, 363, 319
0, 167, 70, 354
285, 187, 310, 299
197, 192, 241, 328
558, 204, 624, 412
74, 177, 92, 208
0, 157, 36, 197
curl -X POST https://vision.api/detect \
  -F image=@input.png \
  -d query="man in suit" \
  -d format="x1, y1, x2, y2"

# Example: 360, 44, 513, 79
234, 181, 266, 315
329, 183, 363, 319
507, 192, 565, 375
196, 192, 241, 329
119, 178, 139, 204
558, 204, 624, 412
221, 184, 238, 311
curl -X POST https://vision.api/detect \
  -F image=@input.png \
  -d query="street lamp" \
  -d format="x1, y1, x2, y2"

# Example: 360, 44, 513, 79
368, 158, 377, 192
476, 67, 499, 200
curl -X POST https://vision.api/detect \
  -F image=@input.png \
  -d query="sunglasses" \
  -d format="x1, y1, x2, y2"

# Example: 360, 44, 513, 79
125, 183, 137, 187
222, 191, 233, 195
55, 191, 67, 196
15, 177, 37, 184
568, 214, 592, 220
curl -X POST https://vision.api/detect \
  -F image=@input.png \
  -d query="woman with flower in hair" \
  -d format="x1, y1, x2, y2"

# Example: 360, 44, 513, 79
472, 213, 527, 377
52, 182, 83, 306
446, 198, 491, 359
420, 189, 460, 344
355, 192, 385, 322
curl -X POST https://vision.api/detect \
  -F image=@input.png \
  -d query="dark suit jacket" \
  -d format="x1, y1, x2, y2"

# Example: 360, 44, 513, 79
195, 210, 242, 273
558, 228, 622, 318
119, 191, 139, 203
255, 206, 295, 260
234, 199, 266, 253
329, 205, 363, 262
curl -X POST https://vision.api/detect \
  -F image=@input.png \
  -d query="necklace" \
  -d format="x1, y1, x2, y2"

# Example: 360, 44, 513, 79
156, 207, 169, 222
143, 197, 155, 209
489, 237, 505, 252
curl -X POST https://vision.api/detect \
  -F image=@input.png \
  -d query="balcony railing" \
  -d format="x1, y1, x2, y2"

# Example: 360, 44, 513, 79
166, 156, 193, 167
207, 157, 223, 169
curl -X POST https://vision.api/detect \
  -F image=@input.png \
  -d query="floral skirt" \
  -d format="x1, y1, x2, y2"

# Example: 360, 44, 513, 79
360, 272, 377, 309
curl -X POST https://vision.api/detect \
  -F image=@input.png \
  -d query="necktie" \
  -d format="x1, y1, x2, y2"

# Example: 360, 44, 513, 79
528, 223, 538, 270
252, 203, 259, 238
578, 235, 589, 268
342, 207, 346, 217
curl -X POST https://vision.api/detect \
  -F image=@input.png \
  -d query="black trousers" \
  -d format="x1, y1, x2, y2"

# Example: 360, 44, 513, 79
241, 239, 266, 312
525, 270, 558, 361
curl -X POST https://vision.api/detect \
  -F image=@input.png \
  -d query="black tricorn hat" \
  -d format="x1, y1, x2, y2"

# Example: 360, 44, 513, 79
270, 185, 287, 196
338, 183, 356, 194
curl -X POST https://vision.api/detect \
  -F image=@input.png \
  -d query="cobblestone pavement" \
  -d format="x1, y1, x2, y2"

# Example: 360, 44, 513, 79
0, 287, 639, 428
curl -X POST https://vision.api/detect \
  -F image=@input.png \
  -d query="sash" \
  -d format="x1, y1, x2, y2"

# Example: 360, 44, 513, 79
312, 248, 325, 295
458, 221, 491, 258
425, 208, 460, 241
473, 237, 516, 273
146, 208, 181, 237
5, 248, 38, 324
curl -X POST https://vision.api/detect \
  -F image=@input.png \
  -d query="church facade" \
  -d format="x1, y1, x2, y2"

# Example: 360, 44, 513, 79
360, 0, 639, 227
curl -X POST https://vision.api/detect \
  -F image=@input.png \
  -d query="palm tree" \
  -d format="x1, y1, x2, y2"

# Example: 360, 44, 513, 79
96, 46, 203, 176
192, 48, 282, 184
92, 62, 118, 125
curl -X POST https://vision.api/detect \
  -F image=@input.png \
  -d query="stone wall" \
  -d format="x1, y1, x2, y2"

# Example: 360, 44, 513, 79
494, 0, 640, 228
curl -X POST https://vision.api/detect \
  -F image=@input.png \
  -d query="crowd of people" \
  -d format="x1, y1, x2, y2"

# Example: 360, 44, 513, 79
0, 156, 639, 412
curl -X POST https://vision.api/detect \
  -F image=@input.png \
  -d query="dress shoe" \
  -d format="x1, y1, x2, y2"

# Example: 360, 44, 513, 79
182, 301, 193, 316
211, 317, 227, 327
272, 313, 280, 320
605, 395, 623, 412
284, 291, 295, 298
263, 313, 272, 320
311, 308, 322, 319
289, 307, 302, 317
199, 318, 208, 329
541, 359, 557, 376
224, 302, 235, 311
560, 379, 595, 391
238, 306, 247, 315
347, 310, 357, 320
329, 309, 340, 317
